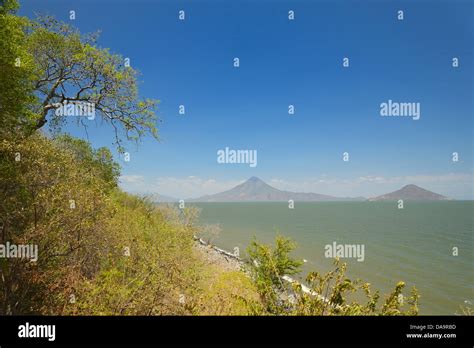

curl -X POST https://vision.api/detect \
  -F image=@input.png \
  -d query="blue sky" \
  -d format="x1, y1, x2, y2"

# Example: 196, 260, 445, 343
20, 0, 473, 199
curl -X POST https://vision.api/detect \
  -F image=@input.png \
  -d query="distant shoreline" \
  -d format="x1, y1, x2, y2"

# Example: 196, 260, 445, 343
152, 177, 462, 202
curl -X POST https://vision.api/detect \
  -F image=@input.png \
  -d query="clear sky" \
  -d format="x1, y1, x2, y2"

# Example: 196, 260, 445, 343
20, 0, 473, 199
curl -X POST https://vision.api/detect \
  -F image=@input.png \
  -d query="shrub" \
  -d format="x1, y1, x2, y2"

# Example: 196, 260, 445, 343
246, 236, 419, 316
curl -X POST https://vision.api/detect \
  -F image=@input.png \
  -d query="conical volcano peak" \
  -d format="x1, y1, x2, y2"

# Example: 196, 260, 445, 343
246, 176, 264, 183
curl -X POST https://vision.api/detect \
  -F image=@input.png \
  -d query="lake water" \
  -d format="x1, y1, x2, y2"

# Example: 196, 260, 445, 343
192, 201, 473, 315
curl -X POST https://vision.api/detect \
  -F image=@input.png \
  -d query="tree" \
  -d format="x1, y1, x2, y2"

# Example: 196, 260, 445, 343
2, 1, 159, 150
55, 134, 120, 190
0, 0, 38, 139
26, 15, 159, 151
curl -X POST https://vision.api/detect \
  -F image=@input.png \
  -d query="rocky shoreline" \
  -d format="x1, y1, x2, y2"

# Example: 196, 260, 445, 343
193, 236, 333, 303
193, 237, 245, 273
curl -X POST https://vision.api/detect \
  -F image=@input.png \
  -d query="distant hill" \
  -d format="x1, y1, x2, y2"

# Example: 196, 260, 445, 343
189, 176, 365, 202
368, 184, 449, 201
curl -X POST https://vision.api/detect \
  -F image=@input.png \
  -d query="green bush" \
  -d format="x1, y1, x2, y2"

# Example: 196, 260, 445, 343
246, 236, 419, 316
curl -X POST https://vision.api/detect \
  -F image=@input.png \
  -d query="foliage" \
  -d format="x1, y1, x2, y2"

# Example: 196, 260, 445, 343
246, 237, 419, 316
0, 0, 38, 139
26, 16, 159, 151
0, 134, 257, 315
195, 266, 260, 315
54, 134, 120, 190
67, 192, 204, 315
456, 305, 473, 316
0, 134, 113, 313
1, 0, 159, 151
198, 223, 222, 245
247, 236, 303, 314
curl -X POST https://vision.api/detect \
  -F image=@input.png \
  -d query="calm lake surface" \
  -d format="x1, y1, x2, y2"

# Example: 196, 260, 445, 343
192, 201, 473, 315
